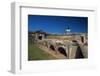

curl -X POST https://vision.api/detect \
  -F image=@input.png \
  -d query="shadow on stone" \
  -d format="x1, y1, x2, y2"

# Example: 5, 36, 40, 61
50, 45, 55, 51
75, 46, 84, 58
58, 47, 67, 57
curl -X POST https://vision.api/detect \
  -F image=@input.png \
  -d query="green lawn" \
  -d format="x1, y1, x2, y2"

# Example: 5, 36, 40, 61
28, 44, 56, 61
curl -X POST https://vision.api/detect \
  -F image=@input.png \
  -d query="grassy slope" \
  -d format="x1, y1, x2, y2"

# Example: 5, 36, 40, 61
28, 44, 56, 61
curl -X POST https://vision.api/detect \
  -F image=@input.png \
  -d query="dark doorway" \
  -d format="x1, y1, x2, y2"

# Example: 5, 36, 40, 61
50, 45, 55, 51
38, 36, 42, 40
81, 36, 84, 43
75, 46, 84, 58
58, 47, 67, 57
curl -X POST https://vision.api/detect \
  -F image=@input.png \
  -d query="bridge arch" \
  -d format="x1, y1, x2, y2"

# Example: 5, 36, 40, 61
58, 47, 67, 57
49, 44, 56, 51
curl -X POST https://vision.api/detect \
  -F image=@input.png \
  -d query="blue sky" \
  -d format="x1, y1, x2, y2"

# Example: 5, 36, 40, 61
28, 15, 88, 34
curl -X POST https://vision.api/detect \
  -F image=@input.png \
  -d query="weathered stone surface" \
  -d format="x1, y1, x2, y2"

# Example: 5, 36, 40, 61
69, 45, 78, 59
81, 45, 88, 58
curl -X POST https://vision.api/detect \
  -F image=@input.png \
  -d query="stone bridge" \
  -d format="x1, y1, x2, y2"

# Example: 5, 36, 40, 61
36, 38, 88, 59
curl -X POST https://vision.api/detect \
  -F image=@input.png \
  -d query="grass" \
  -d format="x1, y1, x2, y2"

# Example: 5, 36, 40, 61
47, 35, 63, 39
28, 43, 56, 61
